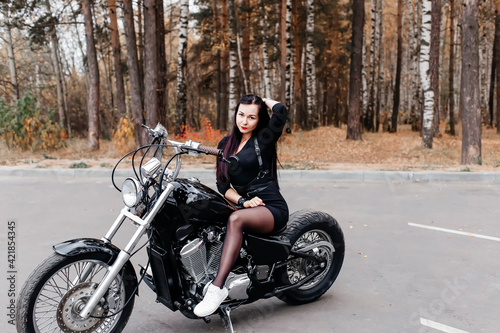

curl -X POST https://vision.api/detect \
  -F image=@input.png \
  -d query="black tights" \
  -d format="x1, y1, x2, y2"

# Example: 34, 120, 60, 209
212, 207, 274, 288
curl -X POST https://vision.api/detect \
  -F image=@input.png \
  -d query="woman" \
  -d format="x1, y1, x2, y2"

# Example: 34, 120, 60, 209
193, 95, 289, 317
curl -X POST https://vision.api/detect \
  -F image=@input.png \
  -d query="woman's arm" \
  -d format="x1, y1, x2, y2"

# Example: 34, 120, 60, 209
262, 99, 288, 145
263, 98, 279, 110
224, 188, 265, 208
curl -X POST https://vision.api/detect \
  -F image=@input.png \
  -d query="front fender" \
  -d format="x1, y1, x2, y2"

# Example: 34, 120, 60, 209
53, 238, 139, 294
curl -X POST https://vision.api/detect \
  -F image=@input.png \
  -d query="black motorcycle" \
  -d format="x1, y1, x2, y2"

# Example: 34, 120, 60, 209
16, 124, 345, 333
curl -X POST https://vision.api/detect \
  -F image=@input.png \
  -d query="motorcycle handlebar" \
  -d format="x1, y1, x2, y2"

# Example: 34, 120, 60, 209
197, 145, 221, 157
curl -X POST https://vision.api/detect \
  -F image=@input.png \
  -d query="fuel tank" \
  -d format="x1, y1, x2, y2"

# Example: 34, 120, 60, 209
171, 178, 235, 226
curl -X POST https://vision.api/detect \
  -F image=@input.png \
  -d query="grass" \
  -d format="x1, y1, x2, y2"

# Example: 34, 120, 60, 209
1, 124, 499, 171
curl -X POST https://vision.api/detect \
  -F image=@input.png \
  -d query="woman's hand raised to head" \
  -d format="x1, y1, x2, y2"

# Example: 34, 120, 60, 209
243, 196, 265, 208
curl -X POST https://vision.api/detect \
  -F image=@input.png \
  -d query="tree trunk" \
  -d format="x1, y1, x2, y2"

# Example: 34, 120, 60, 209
431, 0, 441, 137
123, 0, 147, 147
144, 0, 159, 128
305, 0, 316, 129
82, 0, 100, 151
227, 0, 238, 126
4, 16, 19, 101
242, 0, 250, 79
279, 0, 292, 109
366, 0, 378, 132
213, 0, 222, 129
391, 0, 403, 133
175, 0, 188, 135
108, 0, 126, 118
137, 0, 145, 100
236, 33, 249, 94
409, 0, 421, 131
44, 1, 68, 132
285, 0, 293, 110
292, 0, 302, 127
260, 0, 272, 99
495, 0, 500, 133
421, 0, 434, 148
347, 0, 364, 140
460, 0, 481, 164
220, 0, 229, 131
376, 0, 384, 132
156, 0, 167, 126
449, 0, 456, 135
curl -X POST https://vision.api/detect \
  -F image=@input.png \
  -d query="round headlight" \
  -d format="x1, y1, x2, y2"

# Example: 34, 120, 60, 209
122, 178, 142, 207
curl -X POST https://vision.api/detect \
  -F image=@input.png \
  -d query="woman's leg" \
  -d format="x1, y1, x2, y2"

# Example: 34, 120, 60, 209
212, 207, 274, 288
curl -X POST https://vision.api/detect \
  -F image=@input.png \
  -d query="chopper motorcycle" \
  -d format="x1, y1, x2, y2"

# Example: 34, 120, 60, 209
16, 123, 345, 333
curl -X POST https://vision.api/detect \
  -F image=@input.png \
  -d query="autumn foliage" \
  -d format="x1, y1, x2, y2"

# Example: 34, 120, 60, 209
0, 94, 66, 151
113, 116, 136, 154
174, 117, 222, 146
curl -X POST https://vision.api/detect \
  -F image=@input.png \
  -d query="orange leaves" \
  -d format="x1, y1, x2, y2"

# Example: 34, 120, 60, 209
174, 118, 222, 146
113, 116, 136, 154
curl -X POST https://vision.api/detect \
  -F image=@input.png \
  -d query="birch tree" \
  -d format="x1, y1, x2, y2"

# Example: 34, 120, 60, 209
280, 0, 292, 110
123, 0, 146, 146
366, 0, 379, 132
259, 0, 272, 98
347, 0, 364, 140
175, 0, 188, 135
420, 0, 434, 148
409, 0, 421, 131
305, 0, 316, 128
82, 0, 100, 150
460, 0, 481, 165
292, 0, 302, 126
227, 0, 238, 125
1, 7, 19, 101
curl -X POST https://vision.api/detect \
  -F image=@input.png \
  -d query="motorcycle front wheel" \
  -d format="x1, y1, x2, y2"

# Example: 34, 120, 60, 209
277, 209, 345, 305
16, 252, 135, 333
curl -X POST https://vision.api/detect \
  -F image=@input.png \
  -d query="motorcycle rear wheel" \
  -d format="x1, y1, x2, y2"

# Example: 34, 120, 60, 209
16, 252, 135, 333
277, 209, 345, 305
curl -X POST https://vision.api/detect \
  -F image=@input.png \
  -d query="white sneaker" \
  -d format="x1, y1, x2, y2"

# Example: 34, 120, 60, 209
193, 282, 228, 317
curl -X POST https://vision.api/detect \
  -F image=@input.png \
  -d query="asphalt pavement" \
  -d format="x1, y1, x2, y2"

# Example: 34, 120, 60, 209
1, 170, 499, 332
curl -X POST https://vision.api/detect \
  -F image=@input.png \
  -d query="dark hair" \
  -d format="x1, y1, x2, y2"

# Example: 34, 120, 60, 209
216, 94, 278, 188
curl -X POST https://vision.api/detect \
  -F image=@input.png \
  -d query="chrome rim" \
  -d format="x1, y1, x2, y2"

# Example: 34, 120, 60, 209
33, 259, 125, 333
287, 229, 334, 290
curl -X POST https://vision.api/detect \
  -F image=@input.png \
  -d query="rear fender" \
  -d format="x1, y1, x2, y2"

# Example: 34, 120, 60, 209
53, 238, 139, 294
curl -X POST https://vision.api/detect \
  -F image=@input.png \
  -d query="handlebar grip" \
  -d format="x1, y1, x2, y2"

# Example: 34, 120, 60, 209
198, 145, 221, 156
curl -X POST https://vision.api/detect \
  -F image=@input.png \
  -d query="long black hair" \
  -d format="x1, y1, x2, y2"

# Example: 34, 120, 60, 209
216, 94, 278, 188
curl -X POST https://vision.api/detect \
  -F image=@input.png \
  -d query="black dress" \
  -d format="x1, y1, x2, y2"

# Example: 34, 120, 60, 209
216, 103, 289, 232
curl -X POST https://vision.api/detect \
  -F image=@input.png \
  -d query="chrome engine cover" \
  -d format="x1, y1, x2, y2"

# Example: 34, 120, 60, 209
225, 272, 250, 300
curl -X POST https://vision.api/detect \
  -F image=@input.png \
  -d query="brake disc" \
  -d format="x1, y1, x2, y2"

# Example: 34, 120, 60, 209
56, 282, 107, 332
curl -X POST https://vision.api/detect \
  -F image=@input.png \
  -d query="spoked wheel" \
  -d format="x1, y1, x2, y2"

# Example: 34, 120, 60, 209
287, 229, 335, 290
16, 252, 135, 333
278, 210, 345, 305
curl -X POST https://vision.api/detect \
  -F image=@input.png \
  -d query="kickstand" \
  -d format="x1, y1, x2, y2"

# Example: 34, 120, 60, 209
218, 305, 234, 333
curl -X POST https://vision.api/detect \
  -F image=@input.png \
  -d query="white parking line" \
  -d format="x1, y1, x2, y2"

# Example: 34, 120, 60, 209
408, 222, 500, 242
420, 318, 469, 333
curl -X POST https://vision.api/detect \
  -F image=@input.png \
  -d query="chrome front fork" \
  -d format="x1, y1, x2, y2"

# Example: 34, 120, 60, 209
78, 183, 175, 319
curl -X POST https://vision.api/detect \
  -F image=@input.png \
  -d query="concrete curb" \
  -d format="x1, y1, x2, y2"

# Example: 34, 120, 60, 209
1, 168, 499, 183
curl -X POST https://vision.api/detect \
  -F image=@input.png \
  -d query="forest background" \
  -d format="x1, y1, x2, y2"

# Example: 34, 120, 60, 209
1, 0, 500, 172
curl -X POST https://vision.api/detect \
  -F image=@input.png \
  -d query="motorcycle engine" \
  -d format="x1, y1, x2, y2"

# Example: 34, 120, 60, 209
178, 228, 252, 300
